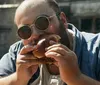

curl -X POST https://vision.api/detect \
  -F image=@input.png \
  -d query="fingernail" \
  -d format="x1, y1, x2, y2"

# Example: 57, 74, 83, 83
24, 45, 29, 48
24, 45, 34, 50
49, 40, 56, 45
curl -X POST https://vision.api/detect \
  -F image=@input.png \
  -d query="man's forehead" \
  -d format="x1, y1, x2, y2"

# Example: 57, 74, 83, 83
23, 3, 55, 22
18, 0, 53, 13
15, 0, 55, 25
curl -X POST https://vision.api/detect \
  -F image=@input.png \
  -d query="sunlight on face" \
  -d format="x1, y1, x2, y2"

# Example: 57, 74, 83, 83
15, 0, 61, 46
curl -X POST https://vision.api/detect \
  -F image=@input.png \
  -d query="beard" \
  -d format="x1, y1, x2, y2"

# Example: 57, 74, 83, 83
58, 20, 71, 49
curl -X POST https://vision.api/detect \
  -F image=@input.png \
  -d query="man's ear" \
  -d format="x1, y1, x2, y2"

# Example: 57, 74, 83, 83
59, 12, 68, 28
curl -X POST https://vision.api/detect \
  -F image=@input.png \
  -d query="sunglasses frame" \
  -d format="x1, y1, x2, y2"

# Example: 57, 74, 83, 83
17, 12, 60, 39
34, 15, 50, 31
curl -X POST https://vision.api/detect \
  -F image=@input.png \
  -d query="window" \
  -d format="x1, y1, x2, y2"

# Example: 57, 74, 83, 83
95, 18, 100, 32
79, 17, 100, 33
81, 18, 92, 32
0, 27, 11, 58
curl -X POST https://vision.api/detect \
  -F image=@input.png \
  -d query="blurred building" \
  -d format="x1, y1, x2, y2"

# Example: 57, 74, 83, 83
0, 0, 22, 58
0, 0, 100, 58
58, 0, 100, 33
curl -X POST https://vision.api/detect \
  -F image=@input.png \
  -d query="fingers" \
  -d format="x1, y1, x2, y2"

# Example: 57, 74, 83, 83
45, 43, 71, 62
20, 45, 34, 55
46, 43, 70, 52
46, 46, 67, 56
49, 40, 57, 45
45, 51, 62, 62
17, 59, 40, 68
17, 50, 38, 68
20, 53, 37, 60
17, 57, 53, 68
17, 54, 39, 68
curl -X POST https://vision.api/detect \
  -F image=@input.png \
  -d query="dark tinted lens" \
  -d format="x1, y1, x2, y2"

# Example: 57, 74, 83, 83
35, 16, 49, 30
17, 25, 32, 39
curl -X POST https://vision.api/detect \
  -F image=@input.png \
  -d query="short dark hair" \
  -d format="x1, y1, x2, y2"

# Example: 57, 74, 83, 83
47, 0, 61, 13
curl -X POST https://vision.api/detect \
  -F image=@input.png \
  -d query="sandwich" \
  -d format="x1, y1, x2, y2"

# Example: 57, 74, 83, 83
32, 34, 61, 64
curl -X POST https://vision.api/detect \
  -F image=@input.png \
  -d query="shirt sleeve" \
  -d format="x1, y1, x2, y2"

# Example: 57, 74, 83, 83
95, 34, 100, 80
97, 45, 100, 80
0, 41, 39, 84
0, 41, 22, 77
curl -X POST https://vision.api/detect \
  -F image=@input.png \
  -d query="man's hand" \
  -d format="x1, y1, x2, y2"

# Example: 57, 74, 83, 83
45, 43, 81, 83
16, 45, 39, 84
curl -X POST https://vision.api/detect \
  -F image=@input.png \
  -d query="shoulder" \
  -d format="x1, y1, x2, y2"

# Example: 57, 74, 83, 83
81, 32, 100, 44
9, 40, 23, 54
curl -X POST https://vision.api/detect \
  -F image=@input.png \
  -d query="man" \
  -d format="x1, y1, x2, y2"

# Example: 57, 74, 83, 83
0, 0, 100, 85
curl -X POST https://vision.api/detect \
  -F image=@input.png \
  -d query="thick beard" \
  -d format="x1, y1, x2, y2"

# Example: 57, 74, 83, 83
58, 21, 70, 49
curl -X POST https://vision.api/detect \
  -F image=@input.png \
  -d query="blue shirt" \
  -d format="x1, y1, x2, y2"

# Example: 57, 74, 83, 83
0, 24, 100, 84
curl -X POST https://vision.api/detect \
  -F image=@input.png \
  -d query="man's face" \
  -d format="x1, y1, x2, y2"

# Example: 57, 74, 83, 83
16, 1, 62, 46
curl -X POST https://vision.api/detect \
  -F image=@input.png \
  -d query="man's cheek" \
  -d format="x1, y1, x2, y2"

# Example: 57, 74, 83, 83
48, 24, 59, 34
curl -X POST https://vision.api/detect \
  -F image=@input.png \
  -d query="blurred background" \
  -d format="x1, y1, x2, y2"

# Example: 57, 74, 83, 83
0, 0, 100, 58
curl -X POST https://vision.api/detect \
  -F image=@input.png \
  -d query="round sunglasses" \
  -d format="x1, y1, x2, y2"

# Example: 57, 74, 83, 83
17, 14, 58, 39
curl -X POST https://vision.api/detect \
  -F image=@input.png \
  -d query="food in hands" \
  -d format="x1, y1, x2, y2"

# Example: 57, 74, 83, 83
32, 34, 61, 64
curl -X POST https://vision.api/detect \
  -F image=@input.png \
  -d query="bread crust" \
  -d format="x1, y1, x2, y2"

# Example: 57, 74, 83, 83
32, 34, 61, 64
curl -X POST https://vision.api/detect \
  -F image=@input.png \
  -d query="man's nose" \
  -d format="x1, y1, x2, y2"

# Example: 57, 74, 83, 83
29, 34, 41, 44
32, 28, 44, 35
